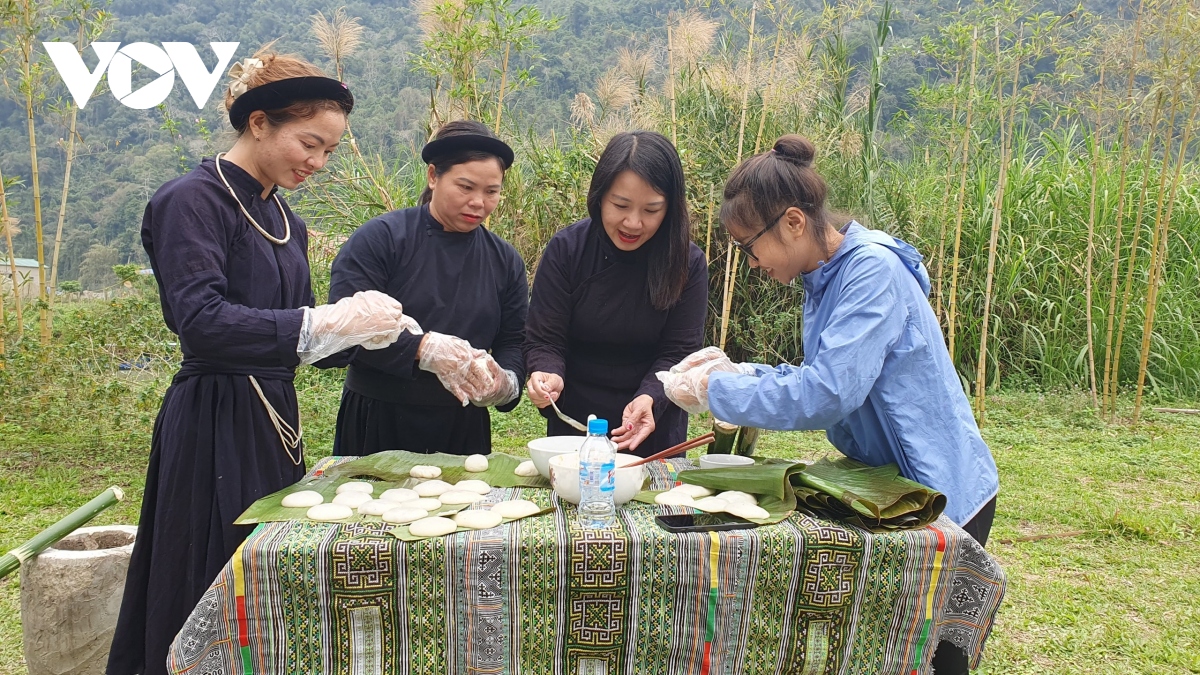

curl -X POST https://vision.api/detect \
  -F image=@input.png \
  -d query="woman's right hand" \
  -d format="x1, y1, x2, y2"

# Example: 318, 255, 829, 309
526, 371, 564, 409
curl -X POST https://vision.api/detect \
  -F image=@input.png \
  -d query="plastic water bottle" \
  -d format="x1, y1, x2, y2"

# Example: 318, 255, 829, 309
578, 417, 616, 529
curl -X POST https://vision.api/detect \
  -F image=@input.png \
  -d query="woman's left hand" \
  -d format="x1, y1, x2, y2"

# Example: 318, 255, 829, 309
612, 395, 656, 451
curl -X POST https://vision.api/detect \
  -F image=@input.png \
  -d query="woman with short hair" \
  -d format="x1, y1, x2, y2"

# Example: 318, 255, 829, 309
524, 131, 708, 456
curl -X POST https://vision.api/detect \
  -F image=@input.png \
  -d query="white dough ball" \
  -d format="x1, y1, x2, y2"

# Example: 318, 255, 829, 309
306, 503, 352, 522
673, 484, 714, 498
454, 510, 503, 530
332, 492, 372, 508
409, 465, 442, 479
415, 480, 452, 497
380, 488, 419, 504
455, 479, 492, 495
463, 454, 489, 472
513, 460, 539, 477
409, 497, 443, 511
725, 502, 770, 521
439, 490, 485, 505
381, 507, 429, 524
691, 496, 730, 513
335, 481, 374, 495
655, 490, 697, 507
717, 490, 757, 506
490, 499, 541, 519
408, 516, 458, 537
357, 499, 399, 516
281, 490, 324, 508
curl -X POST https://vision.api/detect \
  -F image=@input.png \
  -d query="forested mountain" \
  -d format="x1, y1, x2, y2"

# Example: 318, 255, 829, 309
1, 0, 1125, 288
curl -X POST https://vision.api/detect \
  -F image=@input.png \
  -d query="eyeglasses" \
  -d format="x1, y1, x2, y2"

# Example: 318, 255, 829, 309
734, 207, 790, 263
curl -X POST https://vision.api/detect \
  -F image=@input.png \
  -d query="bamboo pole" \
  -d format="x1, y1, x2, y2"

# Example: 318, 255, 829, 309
1111, 90, 1169, 422
1, 167, 22, 339
493, 42, 511, 134
946, 28, 979, 363
975, 25, 1021, 423
0, 486, 125, 580
704, 184, 715, 263
17, 5, 51, 345
1101, 2, 1144, 416
718, 2, 757, 351
667, 24, 678, 147
934, 60, 962, 323
49, 22, 86, 314
1132, 89, 1197, 424
1083, 65, 1105, 409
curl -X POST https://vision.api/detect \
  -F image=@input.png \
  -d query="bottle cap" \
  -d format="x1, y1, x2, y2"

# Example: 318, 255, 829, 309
587, 418, 608, 435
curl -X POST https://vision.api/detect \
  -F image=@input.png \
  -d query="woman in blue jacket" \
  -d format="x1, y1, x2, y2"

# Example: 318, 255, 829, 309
660, 135, 998, 675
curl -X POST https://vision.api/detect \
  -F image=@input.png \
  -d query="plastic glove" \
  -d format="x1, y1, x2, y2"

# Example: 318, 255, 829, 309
470, 355, 519, 408
417, 332, 491, 406
656, 346, 753, 415
298, 290, 422, 365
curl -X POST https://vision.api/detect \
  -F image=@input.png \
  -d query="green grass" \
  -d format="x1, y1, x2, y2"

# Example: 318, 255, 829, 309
2, 353, 1197, 673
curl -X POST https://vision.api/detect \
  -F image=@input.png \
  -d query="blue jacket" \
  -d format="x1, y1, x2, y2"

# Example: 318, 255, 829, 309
709, 222, 999, 525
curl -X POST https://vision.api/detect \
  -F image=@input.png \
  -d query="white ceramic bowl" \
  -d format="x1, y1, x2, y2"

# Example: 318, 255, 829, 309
527, 436, 585, 479
548, 452, 647, 506
699, 454, 756, 470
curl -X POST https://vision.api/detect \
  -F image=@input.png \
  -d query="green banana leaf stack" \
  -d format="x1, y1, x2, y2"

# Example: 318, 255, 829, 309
655, 438, 946, 530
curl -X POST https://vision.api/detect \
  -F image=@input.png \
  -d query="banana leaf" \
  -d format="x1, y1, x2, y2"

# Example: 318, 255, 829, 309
632, 457, 806, 525
789, 458, 946, 531
388, 505, 555, 542
234, 451, 547, 525
323, 451, 549, 489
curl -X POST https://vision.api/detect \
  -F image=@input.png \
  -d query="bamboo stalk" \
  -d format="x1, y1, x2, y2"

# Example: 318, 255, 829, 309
933, 60, 962, 323
975, 25, 1021, 423
0, 486, 125, 580
1083, 65, 1105, 410
704, 184, 714, 263
1101, 2, 1144, 417
18, 14, 50, 345
1132, 89, 1197, 424
1, 164, 21, 338
493, 42, 511, 134
1109, 91, 1166, 422
49, 22, 86, 312
719, 2, 757, 351
946, 28, 979, 363
667, 24, 678, 147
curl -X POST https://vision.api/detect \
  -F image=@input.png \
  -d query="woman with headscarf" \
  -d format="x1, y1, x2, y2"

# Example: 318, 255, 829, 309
108, 49, 413, 675
329, 120, 528, 455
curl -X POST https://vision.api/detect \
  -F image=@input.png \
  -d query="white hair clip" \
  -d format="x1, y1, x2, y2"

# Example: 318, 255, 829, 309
226, 57, 264, 99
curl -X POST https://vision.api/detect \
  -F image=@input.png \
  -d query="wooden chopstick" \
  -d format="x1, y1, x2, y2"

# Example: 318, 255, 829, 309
626, 432, 716, 467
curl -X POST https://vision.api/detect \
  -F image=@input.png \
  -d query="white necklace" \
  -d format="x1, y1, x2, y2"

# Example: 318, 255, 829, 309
214, 152, 291, 245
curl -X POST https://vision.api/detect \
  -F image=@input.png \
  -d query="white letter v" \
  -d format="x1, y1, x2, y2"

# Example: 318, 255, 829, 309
43, 42, 119, 109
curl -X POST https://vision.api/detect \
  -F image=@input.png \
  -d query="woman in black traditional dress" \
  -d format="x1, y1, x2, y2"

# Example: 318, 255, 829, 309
523, 131, 708, 456
107, 51, 413, 675
328, 120, 528, 456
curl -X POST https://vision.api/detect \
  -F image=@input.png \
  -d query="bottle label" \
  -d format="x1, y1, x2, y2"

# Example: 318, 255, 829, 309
599, 461, 615, 492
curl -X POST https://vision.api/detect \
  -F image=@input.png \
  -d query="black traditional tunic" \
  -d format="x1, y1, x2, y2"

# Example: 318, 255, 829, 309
108, 158, 327, 675
328, 204, 528, 456
523, 218, 708, 457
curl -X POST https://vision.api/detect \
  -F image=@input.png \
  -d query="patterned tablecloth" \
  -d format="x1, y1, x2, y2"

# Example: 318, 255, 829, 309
168, 457, 1005, 675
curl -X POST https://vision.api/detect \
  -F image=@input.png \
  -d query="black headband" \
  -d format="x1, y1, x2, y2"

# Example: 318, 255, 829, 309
228, 76, 354, 131
421, 133, 515, 169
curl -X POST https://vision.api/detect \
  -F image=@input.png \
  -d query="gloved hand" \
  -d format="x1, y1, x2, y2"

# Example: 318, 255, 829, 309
469, 354, 519, 408
656, 346, 752, 415
298, 290, 421, 365
417, 332, 492, 406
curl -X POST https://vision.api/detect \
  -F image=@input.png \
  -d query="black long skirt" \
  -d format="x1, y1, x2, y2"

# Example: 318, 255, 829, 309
107, 372, 305, 675
333, 387, 492, 456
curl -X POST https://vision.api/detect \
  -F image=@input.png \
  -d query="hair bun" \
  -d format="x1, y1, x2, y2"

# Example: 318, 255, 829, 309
772, 135, 816, 168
